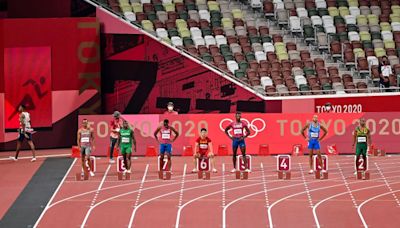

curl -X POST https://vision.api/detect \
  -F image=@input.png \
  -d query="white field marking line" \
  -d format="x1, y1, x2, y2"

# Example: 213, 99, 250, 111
48, 159, 398, 214
299, 163, 314, 207
313, 181, 400, 228
260, 163, 270, 208
358, 189, 400, 228
374, 162, 400, 206
222, 163, 226, 207
46, 164, 267, 214
46, 160, 400, 217
178, 164, 187, 207
47, 159, 399, 211
133, 164, 149, 208
1, 153, 70, 161
81, 164, 111, 228
221, 165, 400, 228
33, 158, 77, 228
223, 171, 400, 228
222, 173, 352, 228
267, 171, 400, 228
128, 171, 266, 228
337, 163, 358, 208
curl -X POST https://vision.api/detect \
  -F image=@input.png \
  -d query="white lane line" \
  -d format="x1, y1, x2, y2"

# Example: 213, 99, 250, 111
374, 162, 400, 206
222, 163, 226, 207
134, 164, 149, 207
81, 164, 111, 227
47, 159, 397, 210
337, 163, 358, 208
268, 172, 400, 228
33, 158, 77, 228
1, 153, 70, 161
299, 163, 314, 207
260, 163, 270, 208
358, 189, 400, 228
313, 182, 400, 228
178, 164, 187, 207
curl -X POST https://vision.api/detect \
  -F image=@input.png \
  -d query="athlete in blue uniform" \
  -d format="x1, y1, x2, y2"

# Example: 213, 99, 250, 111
301, 115, 328, 174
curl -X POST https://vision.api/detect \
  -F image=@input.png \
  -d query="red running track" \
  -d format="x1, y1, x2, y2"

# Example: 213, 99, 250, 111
34, 155, 400, 228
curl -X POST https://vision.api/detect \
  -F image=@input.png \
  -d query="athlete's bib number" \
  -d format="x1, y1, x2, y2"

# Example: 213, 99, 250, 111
121, 137, 130, 143
199, 144, 208, 149
234, 129, 243, 135
357, 137, 367, 143
81, 137, 90, 143
310, 132, 319, 138
162, 133, 170, 139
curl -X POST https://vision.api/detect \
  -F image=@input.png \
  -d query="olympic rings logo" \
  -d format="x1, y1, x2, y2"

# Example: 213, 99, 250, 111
219, 118, 266, 138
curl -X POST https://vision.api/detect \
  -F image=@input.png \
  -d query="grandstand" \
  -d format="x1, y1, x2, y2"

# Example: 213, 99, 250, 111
86, 0, 400, 97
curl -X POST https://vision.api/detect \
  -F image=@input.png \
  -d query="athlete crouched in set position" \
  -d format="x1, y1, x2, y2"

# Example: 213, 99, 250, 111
192, 128, 217, 173
301, 115, 328, 174
154, 119, 179, 171
352, 118, 371, 175
77, 119, 95, 177
11, 105, 36, 162
118, 120, 136, 174
225, 112, 251, 173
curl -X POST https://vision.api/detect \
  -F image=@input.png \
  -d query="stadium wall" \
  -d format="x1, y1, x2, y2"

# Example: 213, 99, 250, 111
0, 18, 101, 151
79, 113, 400, 156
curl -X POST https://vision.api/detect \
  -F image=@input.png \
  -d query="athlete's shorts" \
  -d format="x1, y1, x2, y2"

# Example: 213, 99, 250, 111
80, 146, 91, 156
308, 139, 320, 150
232, 138, 246, 149
160, 143, 172, 155
356, 143, 368, 156
18, 131, 32, 142
120, 144, 132, 154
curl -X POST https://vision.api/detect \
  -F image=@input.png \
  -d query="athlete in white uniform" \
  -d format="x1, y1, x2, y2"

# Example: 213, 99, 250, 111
11, 105, 36, 162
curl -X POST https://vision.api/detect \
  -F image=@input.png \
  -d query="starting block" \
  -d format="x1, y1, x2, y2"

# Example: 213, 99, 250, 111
373, 149, 386, 156
75, 172, 89, 181
197, 157, 211, 180
75, 156, 96, 181
158, 155, 172, 180
117, 156, 132, 180
277, 155, 291, 180
314, 155, 328, 179
292, 144, 303, 156
315, 170, 328, 179
355, 156, 370, 180
235, 155, 251, 180
118, 172, 131, 180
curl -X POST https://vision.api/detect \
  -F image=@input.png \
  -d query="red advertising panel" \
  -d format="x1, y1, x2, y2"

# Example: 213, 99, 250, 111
80, 112, 400, 156
315, 95, 400, 113
4, 47, 52, 129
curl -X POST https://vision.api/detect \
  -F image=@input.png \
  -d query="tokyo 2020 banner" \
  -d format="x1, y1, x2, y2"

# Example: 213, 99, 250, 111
79, 113, 400, 156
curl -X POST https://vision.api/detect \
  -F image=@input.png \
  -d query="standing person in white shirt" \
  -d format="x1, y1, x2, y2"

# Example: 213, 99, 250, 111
378, 56, 392, 92
11, 105, 36, 162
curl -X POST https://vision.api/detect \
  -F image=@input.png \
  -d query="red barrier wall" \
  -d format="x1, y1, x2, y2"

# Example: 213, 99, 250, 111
0, 18, 101, 150
79, 113, 400, 156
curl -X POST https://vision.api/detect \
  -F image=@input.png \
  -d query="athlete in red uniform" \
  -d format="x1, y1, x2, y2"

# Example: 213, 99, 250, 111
192, 128, 217, 173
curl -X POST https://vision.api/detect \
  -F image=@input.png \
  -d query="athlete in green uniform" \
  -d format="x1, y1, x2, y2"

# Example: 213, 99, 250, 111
352, 118, 371, 173
118, 120, 136, 173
